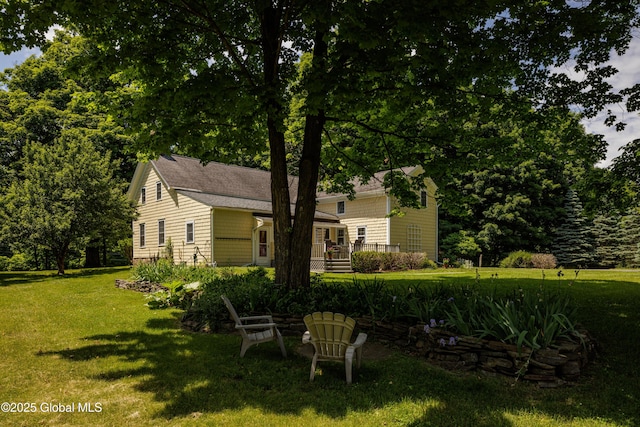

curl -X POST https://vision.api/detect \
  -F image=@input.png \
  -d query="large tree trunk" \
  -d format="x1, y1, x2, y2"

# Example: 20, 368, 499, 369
269, 125, 293, 285
260, 5, 327, 288
289, 28, 328, 288
260, 4, 293, 286
290, 113, 324, 287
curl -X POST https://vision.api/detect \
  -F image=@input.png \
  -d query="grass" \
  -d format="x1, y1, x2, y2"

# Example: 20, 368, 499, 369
0, 267, 639, 426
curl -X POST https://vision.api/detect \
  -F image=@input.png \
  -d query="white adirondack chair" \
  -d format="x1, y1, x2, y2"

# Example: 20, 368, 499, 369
221, 295, 287, 358
302, 311, 367, 384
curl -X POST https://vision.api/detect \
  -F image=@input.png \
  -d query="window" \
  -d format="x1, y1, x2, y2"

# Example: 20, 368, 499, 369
337, 229, 345, 245
141, 187, 146, 204
337, 200, 345, 215
139, 223, 146, 247
185, 221, 195, 244
407, 224, 422, 252
158, 219, 165, 246
420, 191, 428, 208
156, 181, 162, 201
258, 230, 268, 257
356, 226, 366, 243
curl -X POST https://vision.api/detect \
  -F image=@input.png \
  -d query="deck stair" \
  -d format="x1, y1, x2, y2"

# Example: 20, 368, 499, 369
323, 258, 352, 273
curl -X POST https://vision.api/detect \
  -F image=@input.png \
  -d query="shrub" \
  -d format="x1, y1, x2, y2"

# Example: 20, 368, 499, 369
7, 253, 31, 271
499, 251, 533, 268
352, 251, 432, 272
0, 256, 8, 271
531, 253, 557, 269
351, 252, 381, 273
400, 252, 428, 270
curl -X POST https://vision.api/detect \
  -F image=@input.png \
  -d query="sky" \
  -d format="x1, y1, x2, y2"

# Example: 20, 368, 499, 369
1, 37, 639, 167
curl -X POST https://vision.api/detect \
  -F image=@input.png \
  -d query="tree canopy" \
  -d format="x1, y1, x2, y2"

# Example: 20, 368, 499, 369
0, 32, 137, 270
2, 1, 639, 284
0, 137, 134, 274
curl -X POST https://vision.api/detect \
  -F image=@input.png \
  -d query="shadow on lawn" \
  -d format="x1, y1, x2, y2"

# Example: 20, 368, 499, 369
0, 266, 130, 287
36, 311, 638, 427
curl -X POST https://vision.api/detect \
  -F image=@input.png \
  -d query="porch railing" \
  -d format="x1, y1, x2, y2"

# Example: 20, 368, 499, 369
311, 242, 401, 259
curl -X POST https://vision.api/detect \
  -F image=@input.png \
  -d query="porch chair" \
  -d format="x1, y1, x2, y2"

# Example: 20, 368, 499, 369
221, 295, 287, 358
302, 312, 367, 384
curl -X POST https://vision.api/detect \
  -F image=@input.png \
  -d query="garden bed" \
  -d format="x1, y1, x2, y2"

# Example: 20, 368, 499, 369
117, 273, 598, 387
192, 311, 597, 388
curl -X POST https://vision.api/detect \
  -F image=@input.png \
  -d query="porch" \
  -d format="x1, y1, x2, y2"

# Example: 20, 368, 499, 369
310, 241, 401, 273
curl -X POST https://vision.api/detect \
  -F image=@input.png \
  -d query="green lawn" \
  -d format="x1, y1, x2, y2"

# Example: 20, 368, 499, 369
0, 267, 639, 426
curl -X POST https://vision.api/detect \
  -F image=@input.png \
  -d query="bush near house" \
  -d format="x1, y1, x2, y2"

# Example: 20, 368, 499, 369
351, 251, 436, 273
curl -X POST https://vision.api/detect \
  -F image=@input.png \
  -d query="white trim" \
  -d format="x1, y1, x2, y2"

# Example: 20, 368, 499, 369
158, 219, 165, 246
420, 190, 428, 208
386, 196, 391, 245
139, 223, 146, 248
185, 220, 195, 244
356, 225, 367, 243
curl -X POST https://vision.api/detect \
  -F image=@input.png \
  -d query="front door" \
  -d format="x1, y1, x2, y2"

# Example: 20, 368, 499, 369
255, 227, 271, 266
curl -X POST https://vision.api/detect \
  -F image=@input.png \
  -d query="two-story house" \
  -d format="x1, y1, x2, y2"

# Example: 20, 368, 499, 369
127, 154, 438, 271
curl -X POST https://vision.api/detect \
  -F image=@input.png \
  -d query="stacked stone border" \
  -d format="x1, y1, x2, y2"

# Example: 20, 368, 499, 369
251, 314, 596, 388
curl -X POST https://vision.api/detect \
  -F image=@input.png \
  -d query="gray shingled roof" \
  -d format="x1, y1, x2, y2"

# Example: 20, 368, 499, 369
152, 155, 338, 222
178, 190, 339, 222
152, 155, 298, 202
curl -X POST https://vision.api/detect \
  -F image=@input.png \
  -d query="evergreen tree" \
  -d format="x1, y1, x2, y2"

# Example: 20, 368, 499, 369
593, 214, 623, 268
618, 210, 640, 268
553, 189, 597, 268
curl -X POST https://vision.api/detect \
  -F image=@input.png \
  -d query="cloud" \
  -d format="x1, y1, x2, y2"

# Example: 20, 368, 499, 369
580, 36, 640, 167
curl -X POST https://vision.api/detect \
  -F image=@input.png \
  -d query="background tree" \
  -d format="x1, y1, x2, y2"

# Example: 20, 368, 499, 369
0, 137, 134, 275
618, 210, 640, 268
552, 189, 597, 268
0, 32, 136, 268
3, 1, 638, 285
437, 107, 602, 264
439, 230, 482, 265
593, 214, 624, 268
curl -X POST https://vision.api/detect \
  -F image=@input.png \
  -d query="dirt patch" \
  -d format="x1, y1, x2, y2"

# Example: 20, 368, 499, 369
296, 340, 395, 361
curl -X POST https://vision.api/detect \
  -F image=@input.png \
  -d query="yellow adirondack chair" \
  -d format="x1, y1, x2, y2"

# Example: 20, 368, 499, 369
221, 295, 287, 358
302, 312, 367, 384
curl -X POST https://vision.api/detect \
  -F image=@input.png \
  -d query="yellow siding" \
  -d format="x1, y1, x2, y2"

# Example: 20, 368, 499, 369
389, 186, 438, 259
317, 195, 389, 245
132, 167, 212, 264
212, 209, 254, 266
317, 179, 438, 260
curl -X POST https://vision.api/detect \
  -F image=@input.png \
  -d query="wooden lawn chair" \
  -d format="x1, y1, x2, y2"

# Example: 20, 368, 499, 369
302, 312, 367, 384
221, 295, 287, 358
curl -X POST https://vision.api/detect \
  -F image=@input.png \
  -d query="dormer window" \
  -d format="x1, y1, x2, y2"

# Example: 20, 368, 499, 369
156, 182, 162, 201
